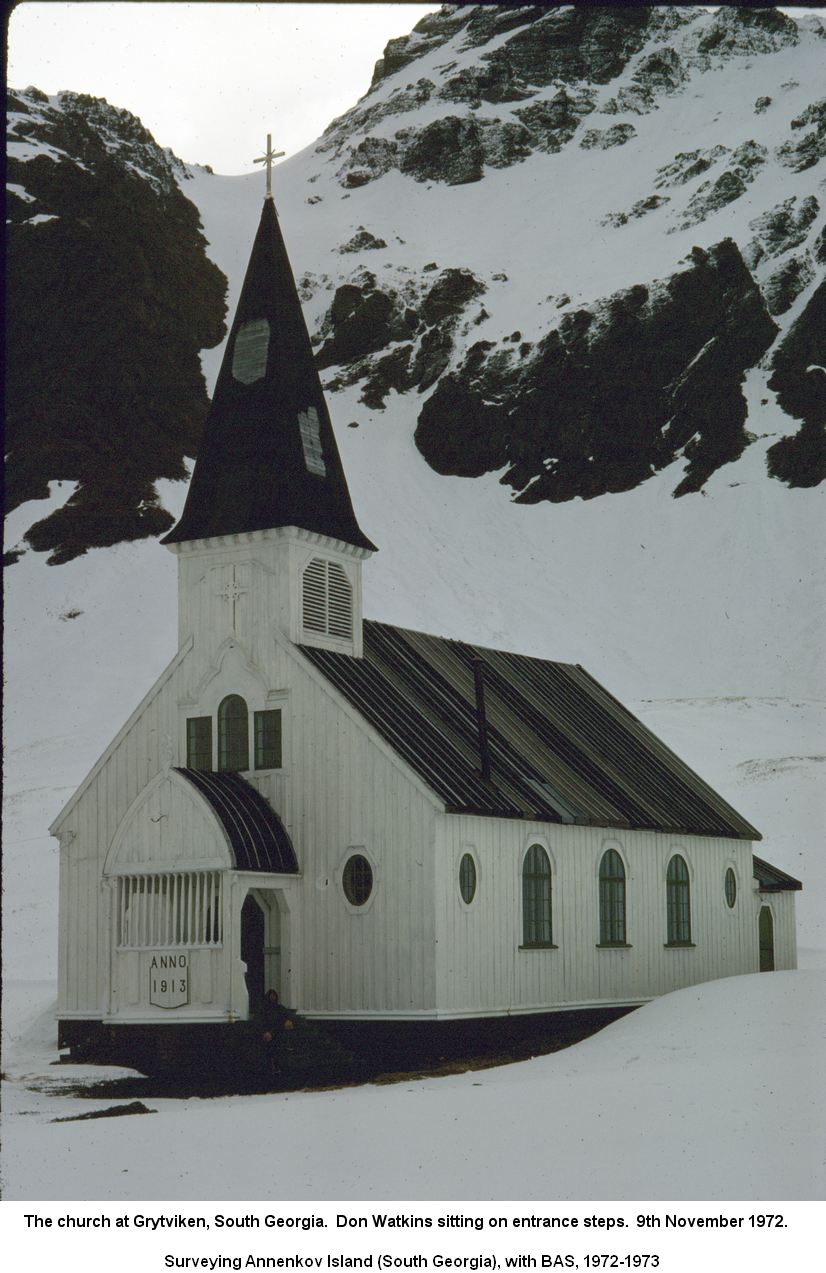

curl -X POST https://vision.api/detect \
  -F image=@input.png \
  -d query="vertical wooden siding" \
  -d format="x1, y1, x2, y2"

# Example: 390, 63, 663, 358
436, 815, 764, 1014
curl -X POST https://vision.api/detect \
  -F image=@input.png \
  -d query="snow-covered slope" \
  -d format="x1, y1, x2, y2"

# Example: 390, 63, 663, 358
3, 5, 824, 993
2, 971, 823, 1199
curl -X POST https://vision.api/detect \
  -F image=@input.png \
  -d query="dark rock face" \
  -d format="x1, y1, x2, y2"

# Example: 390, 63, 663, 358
763, 253, 816, 316
777, 98, 826, 171
744, 195, 820, 267
316, 265, 486, 406
5, 89, 227, 564
676, 142, 767, 229
514, 88, 596, 151
338, 226, 388, 253
414, 241, 778, 502
579, 123, 636, 150
766, 282, 826, 486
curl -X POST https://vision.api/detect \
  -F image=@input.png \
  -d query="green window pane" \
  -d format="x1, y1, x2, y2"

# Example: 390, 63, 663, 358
186, 717, 212, 771
522, 843, 552, 946
666, 854, 691, 944
254, 709, 282, 770
599, 848, 626, 945
218, 695, 249, 772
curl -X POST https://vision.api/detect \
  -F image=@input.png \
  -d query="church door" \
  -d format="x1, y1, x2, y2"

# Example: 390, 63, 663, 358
241, 893, 266, 1012
758, 906, 775, 972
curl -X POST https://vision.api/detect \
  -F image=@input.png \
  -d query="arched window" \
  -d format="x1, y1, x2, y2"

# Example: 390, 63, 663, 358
217, 695, 249, 772
599, 849, 626, 946
522, 844, 552, 947
666, 854, 691, 944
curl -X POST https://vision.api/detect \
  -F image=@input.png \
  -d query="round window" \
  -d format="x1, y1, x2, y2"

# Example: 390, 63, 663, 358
343, 854, 373, 906
459, 853, 477, 905
724, 867, 737, 909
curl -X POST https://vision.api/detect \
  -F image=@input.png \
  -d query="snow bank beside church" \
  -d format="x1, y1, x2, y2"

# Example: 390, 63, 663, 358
2, 971, 823, 1200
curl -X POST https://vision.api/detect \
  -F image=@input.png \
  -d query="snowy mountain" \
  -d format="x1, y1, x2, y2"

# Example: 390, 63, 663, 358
3, 5, 825, 976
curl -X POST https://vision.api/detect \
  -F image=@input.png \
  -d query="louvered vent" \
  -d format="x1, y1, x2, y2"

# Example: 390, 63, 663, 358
327, 563, 353, 639
302, 558, 353, 641
302, 558, 327, 632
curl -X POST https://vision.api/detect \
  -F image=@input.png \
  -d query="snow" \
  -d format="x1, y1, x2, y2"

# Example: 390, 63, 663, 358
2, 972, 823, 1200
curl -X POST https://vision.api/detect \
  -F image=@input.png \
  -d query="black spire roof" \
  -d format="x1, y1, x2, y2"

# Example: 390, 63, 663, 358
164, 196, 376, 551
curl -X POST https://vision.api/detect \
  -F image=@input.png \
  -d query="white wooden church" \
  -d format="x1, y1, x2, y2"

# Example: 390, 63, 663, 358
51, 156, 801, 1064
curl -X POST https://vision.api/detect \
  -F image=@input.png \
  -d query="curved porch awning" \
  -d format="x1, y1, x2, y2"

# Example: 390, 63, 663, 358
175, 768, 299, 874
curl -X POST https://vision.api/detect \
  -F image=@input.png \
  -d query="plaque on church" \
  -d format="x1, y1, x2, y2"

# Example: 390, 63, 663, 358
232, 318, 270, 384
148, 952, 190, 1009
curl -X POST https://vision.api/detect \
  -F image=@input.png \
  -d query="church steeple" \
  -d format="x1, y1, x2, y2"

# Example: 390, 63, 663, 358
164, 158, 376, 553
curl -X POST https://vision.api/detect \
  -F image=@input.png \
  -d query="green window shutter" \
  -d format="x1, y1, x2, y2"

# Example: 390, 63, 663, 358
218, 695, 249, 772
186, 717, 212, 771
254, 709, 282, 770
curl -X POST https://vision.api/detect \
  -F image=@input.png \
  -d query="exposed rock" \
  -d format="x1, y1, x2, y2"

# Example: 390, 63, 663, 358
766, 282, 826, 487
776, 98, 826, 172
438, 61, 532, 106
580, 123, 637, 150
815, 225, 826, 267
514, 88, 596, 152
655, 145, 729, 187
602, 194, 670, 228
398, 115, 533, 186
754, 95, 772, 113
602, 44, 687, 113
762, 253, 816, 316
414, 240, 778, 502
335, 136, 399, 188
420, 268, 486, 326
5, 87, 226, 563
684, 6, 799, 65
744, 195, 820, 267
338, 226, 388, 254
677, 142, 767, 229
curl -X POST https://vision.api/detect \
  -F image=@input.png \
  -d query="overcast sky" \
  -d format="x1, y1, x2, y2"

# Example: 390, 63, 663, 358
7, 2, 439, 173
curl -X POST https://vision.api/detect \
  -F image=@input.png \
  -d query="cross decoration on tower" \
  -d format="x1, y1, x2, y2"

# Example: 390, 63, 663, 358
254, 133, 285, 198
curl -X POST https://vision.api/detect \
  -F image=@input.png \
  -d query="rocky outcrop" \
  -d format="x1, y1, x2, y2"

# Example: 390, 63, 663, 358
776, 98, 826, 172
766, 282, 826, 486
744, 195, 820, 267
414, 241, 778, 501
5, 89, 226, 564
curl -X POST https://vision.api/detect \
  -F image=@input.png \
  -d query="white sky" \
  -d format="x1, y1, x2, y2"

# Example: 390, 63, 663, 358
7, 2, 439, 173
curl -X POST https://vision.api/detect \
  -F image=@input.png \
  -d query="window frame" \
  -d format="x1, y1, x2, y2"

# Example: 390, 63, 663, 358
598, 847, 628, 948
217, 694, 250, 773
521, 842, 555, 949
342, 853, 374, 909
724, 866, 737, 909
254, 708, 283, 771
665, 853, 693, 947
458, 851, 477, 907
186, 715, 213, 771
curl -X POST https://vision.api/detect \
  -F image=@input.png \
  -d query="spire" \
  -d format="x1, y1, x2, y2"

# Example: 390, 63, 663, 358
164, 179, 376, 552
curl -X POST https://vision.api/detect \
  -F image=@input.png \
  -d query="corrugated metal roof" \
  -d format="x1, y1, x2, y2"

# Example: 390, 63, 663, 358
753, 855, 802, 891
300, 621, 762, 841
176, 768, 299, 873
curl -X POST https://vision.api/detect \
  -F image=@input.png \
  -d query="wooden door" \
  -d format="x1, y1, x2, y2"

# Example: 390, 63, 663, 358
241, 893, 266, 1012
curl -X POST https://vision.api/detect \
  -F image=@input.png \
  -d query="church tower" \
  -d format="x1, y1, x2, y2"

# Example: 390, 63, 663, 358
164, 142, 376, 662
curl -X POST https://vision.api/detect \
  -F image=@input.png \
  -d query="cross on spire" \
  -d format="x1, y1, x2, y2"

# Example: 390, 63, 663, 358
254, 133, 285, 198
